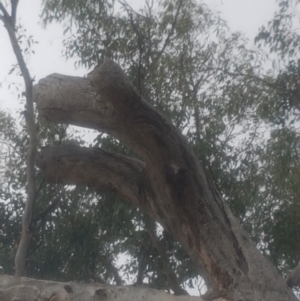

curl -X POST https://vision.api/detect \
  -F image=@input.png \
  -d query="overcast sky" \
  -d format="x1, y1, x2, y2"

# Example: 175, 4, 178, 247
0, 0, 278, 112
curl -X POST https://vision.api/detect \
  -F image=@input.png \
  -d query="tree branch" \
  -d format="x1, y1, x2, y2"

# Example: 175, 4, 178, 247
136, 254, 147, 285
117, 0, 152, 95
35, 146, 151, 211
150, 0, 183, 68
10, 0, 19, 27
144, 216, 188, 295
32, 197, 58, 225
0, 3, 10, 21
106, 256, 123, 286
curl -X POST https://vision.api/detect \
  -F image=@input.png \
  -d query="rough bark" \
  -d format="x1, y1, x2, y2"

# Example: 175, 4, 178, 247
32, 59, 297, 300
0, 275, 206, 301
36, 146, 148, 210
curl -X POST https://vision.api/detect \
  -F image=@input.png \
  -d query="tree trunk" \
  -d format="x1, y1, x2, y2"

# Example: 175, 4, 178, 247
0, 0, 38, 277
31, 59, 297, 301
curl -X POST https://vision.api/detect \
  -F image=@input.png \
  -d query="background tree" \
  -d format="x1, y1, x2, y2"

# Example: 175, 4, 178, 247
0, 0, 38, 277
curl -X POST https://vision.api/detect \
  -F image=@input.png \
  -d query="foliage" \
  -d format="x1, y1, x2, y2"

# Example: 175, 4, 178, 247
253, 0, 300, 273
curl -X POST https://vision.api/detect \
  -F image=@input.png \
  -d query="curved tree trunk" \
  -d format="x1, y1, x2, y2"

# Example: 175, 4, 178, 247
31, 59, 297, 301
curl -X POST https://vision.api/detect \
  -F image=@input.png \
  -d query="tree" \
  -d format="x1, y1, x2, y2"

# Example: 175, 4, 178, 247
0, 0, 38, 277
1, 2, 300, 300
39, 0, 300, 288
253, 0, 300, 285
26, 53, 297, 300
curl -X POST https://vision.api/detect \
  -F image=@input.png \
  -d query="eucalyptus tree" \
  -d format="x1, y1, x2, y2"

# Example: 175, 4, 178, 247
40, 0, 277, 273
1, 0, 300, 300
40, 0, 265, 286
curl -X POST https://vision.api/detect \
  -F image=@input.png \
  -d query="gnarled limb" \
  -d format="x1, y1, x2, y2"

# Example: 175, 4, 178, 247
36, 146, 150, 211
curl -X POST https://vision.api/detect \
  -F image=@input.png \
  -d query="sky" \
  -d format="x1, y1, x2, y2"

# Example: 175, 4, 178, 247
210, 0, 278, 38
0, 0, 279, 112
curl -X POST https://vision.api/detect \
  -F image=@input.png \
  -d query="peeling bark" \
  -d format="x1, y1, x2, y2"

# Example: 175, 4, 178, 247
33, 59, 297, 300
